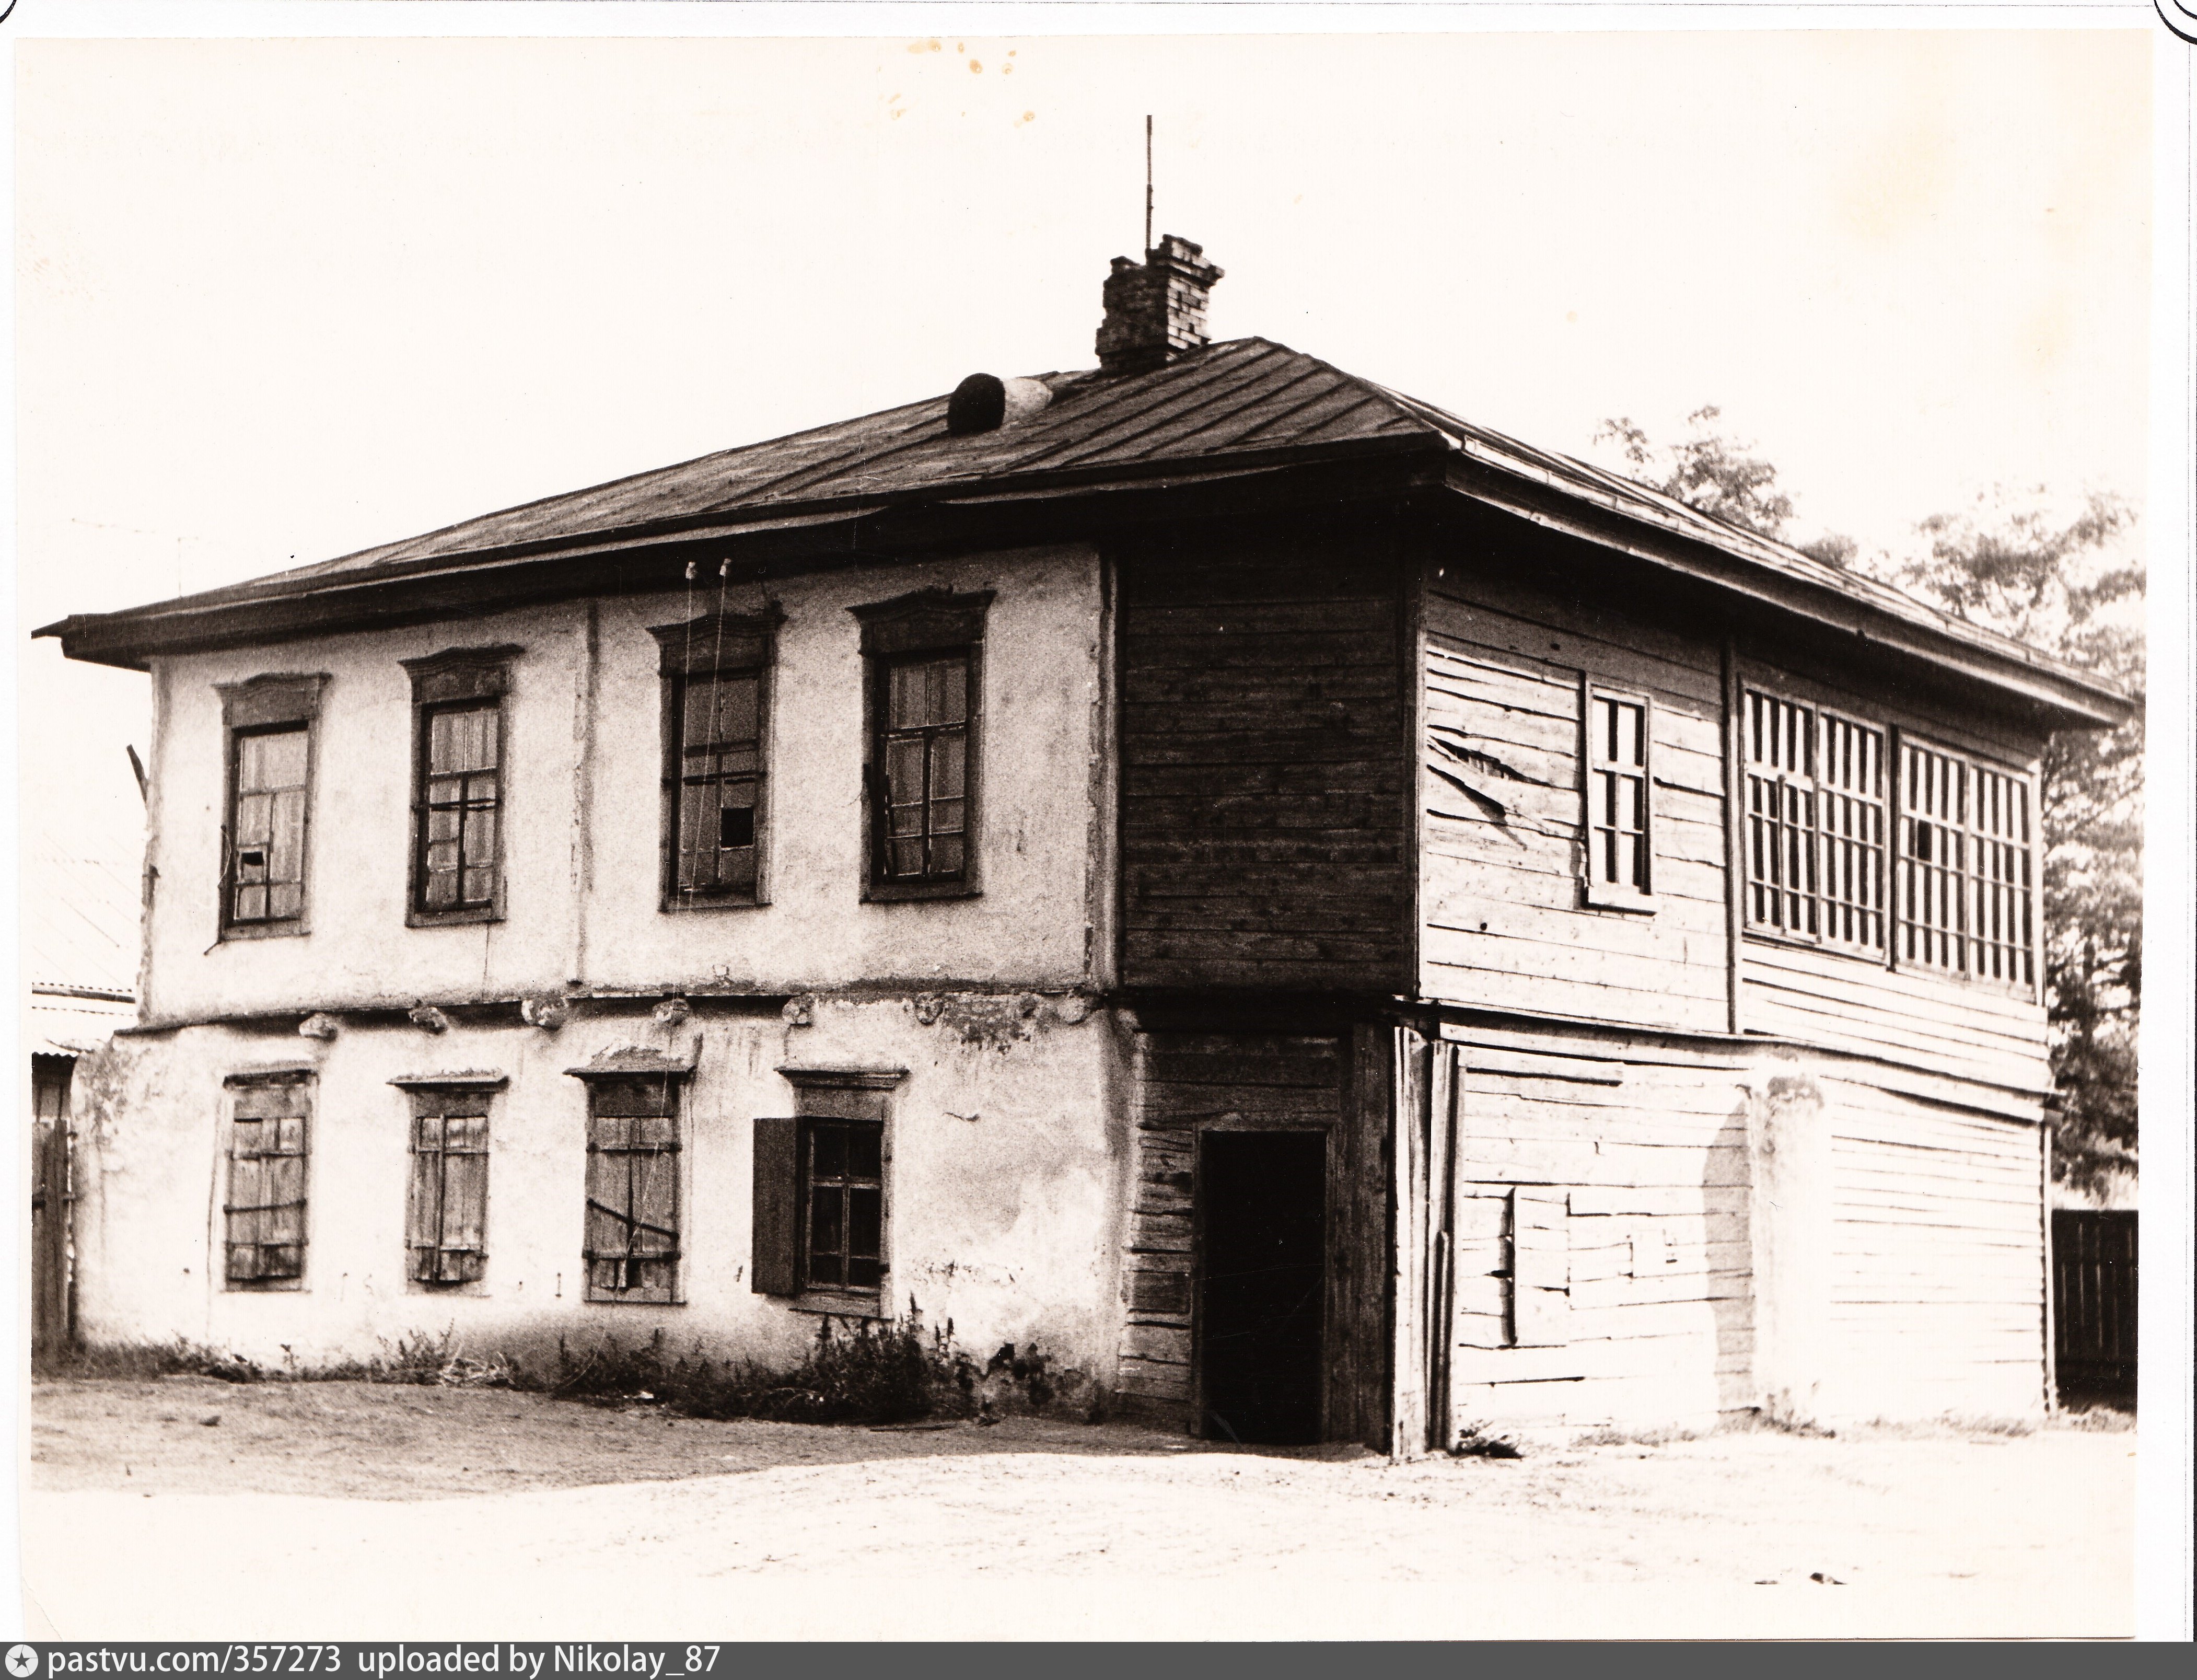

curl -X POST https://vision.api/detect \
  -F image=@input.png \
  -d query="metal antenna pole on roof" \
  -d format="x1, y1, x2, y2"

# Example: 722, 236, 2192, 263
1144, 115, 1153, 253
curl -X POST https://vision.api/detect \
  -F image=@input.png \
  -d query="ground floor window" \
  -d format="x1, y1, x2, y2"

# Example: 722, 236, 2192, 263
223, 1072, 312, 1286
405, 1086, 491, 1284
801, 1118, 885, 1294
583, 1073, 683, 1302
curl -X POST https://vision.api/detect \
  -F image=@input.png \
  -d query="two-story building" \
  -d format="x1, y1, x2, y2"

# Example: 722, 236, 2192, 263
39, 238, 2131, 1450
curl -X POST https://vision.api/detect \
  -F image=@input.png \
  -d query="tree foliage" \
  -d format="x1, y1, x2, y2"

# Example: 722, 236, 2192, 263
1596, 414, 2144, 1197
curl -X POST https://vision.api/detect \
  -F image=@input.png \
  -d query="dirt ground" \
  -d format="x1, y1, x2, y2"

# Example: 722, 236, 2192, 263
24, 1378, 2135, 1640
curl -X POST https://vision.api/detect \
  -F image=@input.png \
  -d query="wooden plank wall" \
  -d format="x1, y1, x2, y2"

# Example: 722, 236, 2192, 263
1437, 1025, 1757, 1431
1819, 1076, 2048, 1418
1117, 526, 1410, 993
1115, 1027, 1388, 1446
1419, 567, 1729, 1035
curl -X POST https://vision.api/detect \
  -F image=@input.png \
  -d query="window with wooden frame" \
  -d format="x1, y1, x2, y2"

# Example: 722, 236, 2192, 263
648, 608, 780, 908
216, 674, 326, 937
752, 1069, 901, 1310
402, 646, 519, 925
1582, 687, 1654, 908
222, 1071, 312, 1287
850, 589, 992, 899
577, 1071, 685, 1303
393, 1077, 502, 1286
1741, 688, 1887, 953
1898, 739, 2035, 988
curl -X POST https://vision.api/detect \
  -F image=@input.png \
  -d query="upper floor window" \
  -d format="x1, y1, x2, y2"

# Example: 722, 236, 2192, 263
1899, 740, 2034, 987
649, 608, 780, 908
1743, 689, 1887, 953
851, 588, 992, 899
1582, 687, 1654, 909
402, 646, 519, 925
1744, 685, 2028, 986
216, 674, 326, 936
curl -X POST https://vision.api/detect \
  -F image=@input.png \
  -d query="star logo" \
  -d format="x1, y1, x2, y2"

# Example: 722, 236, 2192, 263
6, 1645, 39, 1678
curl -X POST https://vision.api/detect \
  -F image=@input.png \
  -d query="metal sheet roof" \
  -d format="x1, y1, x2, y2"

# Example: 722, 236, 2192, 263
37, 337, 2132, 723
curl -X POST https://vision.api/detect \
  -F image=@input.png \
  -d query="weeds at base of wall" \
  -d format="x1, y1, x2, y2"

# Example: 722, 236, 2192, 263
41, 1317, 1102, 1429
1449, 1423, 1525, 1459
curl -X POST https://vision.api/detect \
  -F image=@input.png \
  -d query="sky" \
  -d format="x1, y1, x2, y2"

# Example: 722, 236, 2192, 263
9, 21, 2160, 927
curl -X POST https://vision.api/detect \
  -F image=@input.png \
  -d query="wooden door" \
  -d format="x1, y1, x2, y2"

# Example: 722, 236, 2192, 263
31, 1056, 76, 1359
1199, 1130, 1327, 1444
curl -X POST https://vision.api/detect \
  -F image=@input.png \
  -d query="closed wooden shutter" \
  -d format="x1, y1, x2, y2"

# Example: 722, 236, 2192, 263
582, 1075, 681, 1302
406, 1091, 491, 1284
224, 1076, 310, 1283
751, 1115, 800, 1295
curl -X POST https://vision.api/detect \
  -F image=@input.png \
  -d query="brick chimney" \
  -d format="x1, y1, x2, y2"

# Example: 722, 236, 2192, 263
1095, 235, 1224, 375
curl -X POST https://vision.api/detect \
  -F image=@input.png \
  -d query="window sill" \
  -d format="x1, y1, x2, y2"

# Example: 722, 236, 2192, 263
219, 920, 310, 942
863, 878, 979, 905
584, 1291, 685, 1306
1581, 885, 1658, 914
659, 892, 767, 915
789, 1290, 888, 1320
224, 1278, 306, 1293
1742, 926, 1889, 964
407, 906, 503, 930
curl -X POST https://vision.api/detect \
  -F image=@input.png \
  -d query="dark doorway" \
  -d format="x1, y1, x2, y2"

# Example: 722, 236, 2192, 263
1200, 1130, 1326, 1444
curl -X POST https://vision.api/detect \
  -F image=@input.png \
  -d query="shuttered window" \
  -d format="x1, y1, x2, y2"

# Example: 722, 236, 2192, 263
223, 1074, 311, 1286
583, 1075, 682, 1302
803, 1119, 885, 1293
1898, 741, 2035, 987
228, 727, 309, 926
752, 1086, 896, 1304
406, 1088, 490, 1285
1743, 690, 1887, 953
1583, 689, 1653, 906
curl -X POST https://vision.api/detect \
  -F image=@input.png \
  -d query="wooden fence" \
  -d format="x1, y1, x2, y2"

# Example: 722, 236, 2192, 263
2051, 1209, 2136, 1404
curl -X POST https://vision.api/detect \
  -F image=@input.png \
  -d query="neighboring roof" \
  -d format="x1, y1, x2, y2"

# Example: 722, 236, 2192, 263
36, 338, 2132, 727
24, 840, 140, 1056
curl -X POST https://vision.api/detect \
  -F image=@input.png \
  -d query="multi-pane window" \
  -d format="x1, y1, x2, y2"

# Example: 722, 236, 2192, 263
404, 1086, 491, 1285
582, 1074, 682, 1303
402, 646, 517, 923
651, 608, 778, 907
216, 673, 324, 935
223, 1073, 311, 1286
417, 703, 501, 913
1584, 691, 1652, 903
229, 727, 309, 925
1744, 691, 1887, 952
803, 1119, 885, 1294
880, 654, 970, 883
1899, 742, 2034, 986
852, 588, 991, 897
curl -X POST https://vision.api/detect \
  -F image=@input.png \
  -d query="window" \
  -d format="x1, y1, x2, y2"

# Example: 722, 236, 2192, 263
402, 646, 519, 924
1583, 688, 1653, 907
398, 1081, 498, 1285
649, 609, 780, 907
752, 1069, 901, 1306
216, 674, 326, 935
851, 588, 992, 898
801, 1119, 886, 1294
223, 1072, 311, 1287
1899, 740, 2034, 987
580, 1073, 683, 1303
1742, 690, 1886, 952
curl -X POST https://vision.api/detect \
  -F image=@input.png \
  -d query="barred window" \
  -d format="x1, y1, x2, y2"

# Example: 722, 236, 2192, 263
1899, 741, 2033, 986
1584, 690, 1653, 905
583, 1075, 682, 1303
1745, 692, 1887, 952
223, 1074, 311, 1286
406, 1088, 490, 1285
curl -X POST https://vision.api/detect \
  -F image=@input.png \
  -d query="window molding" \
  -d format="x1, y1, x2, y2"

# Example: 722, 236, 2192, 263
851, 589, 992, 903
402, 645, 519, 928
566, 1055, 692, 1305
220, 1070, 313, 1291
756, 1066, 904, 1314
1579, 681, 1657, 913
649, 607, 782, 912
215, 674, 327, 942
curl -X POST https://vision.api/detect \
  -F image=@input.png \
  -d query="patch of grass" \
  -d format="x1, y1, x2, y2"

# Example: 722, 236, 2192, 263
39, 1329, 513, 1389
34, 1339, 265, 1384
1573, 1424, 1701, 1448
547, 1315, 979, 1426
1720, 1408, 1836, 1439
1449, 1423, 1524, 1459
2051, 1401, 2135, 1432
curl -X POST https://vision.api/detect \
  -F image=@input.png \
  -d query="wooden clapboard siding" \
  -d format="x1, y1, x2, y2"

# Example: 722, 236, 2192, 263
1419, 569, 1730, 1035
1117, 523, 1411, 992
1115, 1028, 1390, 1443
1435, 1028, 1756, 1428
1742, 940, 2050, 1091
1818, 1075, 2047, 1417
